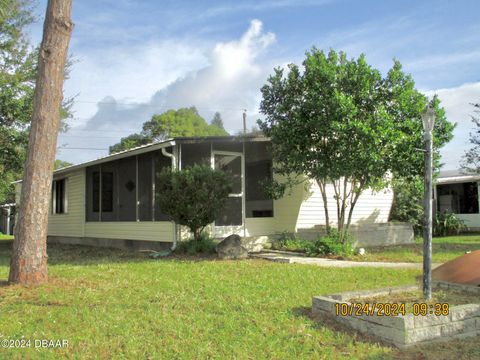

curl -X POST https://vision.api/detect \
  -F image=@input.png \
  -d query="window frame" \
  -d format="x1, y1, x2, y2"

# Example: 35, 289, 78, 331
52, 178, 68, 215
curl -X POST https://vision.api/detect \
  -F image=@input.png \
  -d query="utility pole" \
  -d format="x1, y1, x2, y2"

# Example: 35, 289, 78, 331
9, 0, 73, 285
243, 110, 247, 135
421, 104, 436, 300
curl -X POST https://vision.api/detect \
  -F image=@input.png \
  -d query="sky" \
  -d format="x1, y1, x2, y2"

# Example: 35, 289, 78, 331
27, 0, 480, 169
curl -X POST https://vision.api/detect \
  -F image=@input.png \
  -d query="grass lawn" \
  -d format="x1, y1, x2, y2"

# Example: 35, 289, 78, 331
0, 242, 478, 359
353, 234, 480, 263
0, 234, 14, 241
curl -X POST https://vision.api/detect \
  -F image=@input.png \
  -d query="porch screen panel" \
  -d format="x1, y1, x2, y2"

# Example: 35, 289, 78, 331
181, 142, 211, 168
245, 142, 273, 217
437, 182, 479, 214
138, 153, 153, 221
86, 165, 100, 221
214, 154, 242, 194
212, 141, 242, 152
154, 150, 172, 221
117, 157, 137, 221
216, 197, 242, 226
101, 162, 117, 221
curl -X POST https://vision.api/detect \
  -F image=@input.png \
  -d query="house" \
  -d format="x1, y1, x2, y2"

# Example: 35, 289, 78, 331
14, 135, 401, 250
0, 203, 15, 235
436, 170, 480, 231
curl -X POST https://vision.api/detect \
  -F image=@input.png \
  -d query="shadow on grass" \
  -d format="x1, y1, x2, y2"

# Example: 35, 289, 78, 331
291, 306, 402, 359
0, 241, 227, 267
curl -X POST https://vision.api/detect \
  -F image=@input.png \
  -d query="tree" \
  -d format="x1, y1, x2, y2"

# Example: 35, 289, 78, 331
54, 159, 72, 170
259, 48, 454, 241
109, 133, 151, 154
0, 0, 73, 203
109, 107, 229, 154
390, 176, 424, 234
211, 111, 225, 131
9, 0, 73, 284
461, 102, 480, 173
156, 165, 232, 242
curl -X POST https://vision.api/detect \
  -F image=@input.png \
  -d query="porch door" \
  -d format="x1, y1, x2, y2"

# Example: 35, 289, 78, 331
212, 151, 245, 237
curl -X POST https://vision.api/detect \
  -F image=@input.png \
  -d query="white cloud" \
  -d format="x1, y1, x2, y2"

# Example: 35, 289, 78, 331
64, 41, 209, 120
59, 20, 276, 163
425, 82, 480, 170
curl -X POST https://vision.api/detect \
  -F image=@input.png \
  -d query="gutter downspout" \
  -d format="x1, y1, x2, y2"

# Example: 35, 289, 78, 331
161, 146, 177, 251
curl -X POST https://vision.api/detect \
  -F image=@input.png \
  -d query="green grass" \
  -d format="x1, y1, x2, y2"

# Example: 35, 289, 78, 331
353, 234, 480, 263
0, 242, 477, 359
0, 234, 14, 241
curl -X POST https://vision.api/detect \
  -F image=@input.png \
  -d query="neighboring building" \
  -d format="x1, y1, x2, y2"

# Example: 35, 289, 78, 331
14, 136, 394, 249
437, 170, 480, 230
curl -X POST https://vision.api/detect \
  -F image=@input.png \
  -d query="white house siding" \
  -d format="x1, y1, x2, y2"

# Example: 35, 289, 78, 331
244, 218, 276, 236
48, 170, 86, 237
271, 174, 305, 233
84, 222, 173, 242
296, 180, 393, 229
457, 214, 480, 230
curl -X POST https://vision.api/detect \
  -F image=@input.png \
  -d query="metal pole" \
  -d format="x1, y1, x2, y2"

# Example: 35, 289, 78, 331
6, 206, 11, 236
423, 129, 433, 300
243, 110, 247, 135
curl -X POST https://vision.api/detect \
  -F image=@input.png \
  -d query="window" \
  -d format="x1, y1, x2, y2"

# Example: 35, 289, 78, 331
52, 178, 67, 214
437, 182, 479, 214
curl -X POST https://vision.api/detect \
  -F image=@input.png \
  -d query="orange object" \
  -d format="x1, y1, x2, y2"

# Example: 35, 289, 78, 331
432, 250, 480, 286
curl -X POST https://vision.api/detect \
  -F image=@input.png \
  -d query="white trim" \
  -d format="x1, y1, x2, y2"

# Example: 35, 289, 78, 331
52, 178, 68, 215
64, 178, 68, 214
135, 155, 139, 222
151, 154, 155, 221
52, 180, 56, 214
437, 175, 480, 184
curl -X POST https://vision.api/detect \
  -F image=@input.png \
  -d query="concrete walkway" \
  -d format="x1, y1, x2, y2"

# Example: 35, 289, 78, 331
250, 251, 442, 269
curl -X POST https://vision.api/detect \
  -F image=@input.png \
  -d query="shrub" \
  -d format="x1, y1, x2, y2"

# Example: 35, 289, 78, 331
273, 230, 354, 257
156, 165, 232, 242
305, 229, 355, 257
433, 212, 467, 237
273, 232, 309, 252
175, 233, 217, 255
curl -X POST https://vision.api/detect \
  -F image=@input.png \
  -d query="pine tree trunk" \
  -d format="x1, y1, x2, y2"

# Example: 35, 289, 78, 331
8, 0, 73, 285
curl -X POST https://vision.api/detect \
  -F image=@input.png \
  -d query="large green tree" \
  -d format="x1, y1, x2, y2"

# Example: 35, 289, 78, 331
0, 0, 72, 203
259, 48, 454, 240
109, 107, 229, 154
461, 102, 480, 173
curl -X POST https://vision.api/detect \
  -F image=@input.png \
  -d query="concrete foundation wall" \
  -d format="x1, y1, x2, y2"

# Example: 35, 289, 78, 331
48, 235, 171, 251
297, 222, 414, 247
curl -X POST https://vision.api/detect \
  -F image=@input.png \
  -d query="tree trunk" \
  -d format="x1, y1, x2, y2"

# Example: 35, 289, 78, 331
8, 0, 73, 285
316, 179, 330, 232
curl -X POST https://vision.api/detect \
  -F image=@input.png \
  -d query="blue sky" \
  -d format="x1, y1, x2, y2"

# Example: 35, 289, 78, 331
28, 0, 480, 168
